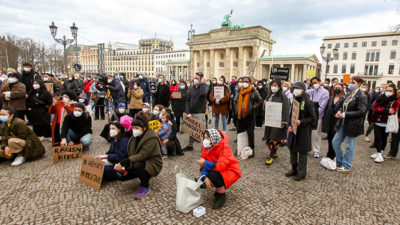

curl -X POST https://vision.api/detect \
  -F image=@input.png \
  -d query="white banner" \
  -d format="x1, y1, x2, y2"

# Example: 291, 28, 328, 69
264, 102, 282, 128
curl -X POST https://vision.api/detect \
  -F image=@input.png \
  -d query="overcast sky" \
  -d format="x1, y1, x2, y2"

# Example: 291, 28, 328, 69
0, 0, 399, 57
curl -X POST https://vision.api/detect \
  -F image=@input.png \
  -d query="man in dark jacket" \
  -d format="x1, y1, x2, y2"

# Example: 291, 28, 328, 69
138, 72, 151, 103
153, 75, 170, 108
43, 73, 61, 96
106, 75, 126, 109
20, 63, 39, 122
182, 72, 208, 151
62, 74, 80, 96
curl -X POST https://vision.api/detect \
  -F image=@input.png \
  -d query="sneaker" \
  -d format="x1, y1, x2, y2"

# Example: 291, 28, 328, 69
135, 186, 150, 199
313, 152, 320, 158
384, 154, 395, 159
265, 157, 274, 165
182, 146, 193, 151
11, 156, 25, 166
272, 153, 278, 159
370, 153, 378, 159
336, 166, 345, 171
229, 127, 237, 131
364, 136, 370, 142
162, 154, 168, 159
337, 168, 352, 173
374, 153, 384, 163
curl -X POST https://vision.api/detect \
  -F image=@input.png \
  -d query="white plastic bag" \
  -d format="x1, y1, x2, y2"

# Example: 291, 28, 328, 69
386, 112, 399, 133
175, 167, 204, 213
237, 132, 251, 159
320, 157, 336, 171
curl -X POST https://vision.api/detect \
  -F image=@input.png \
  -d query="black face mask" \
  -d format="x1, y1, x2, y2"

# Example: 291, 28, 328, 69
334, 88, 341, 95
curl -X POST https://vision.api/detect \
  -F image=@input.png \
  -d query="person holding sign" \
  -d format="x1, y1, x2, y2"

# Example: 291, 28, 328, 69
209, 76, 230, 132
263, 80, 290, 165
116, 115, 163, 199
127, 80, 144, 118
60, 103, 92, 151
286, 82, 316, 181
96, 122, 129, 181
171, 80, 187, 132
43, 73, 60, 96
0, 107, 45, 166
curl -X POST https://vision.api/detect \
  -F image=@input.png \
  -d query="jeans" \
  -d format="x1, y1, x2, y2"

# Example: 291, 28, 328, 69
214, 114, 227, 131
66, 129, 92, 147
332, 120, 357, 169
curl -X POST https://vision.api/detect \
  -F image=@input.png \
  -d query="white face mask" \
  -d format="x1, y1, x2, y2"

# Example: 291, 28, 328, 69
142, 108, 149, 113
73, 110, 82, 117
8, 78, 17, 84
79, 99, 85, 103
257, 86, 263, 89
293, 89, 303, 97
107, 79, 112, 83
361, 88, 367, 92
385, 92, 393, 97
212, 81, 217, 85
33, 84, 40, 90
153, 110, 159, 115
118, 108, 125, 113
63, 97, 69, 103
132, 129, 143, 137
271, 87, 278, 93
282, 87, 288, 92
109, 129, 118, 137
139, 75, 143, 79
69, 77, 73, 81
23, 67, 30, 72
238, 82, 243, 88
193, 79, 200, 85
313, 83, 320, 89
134, 85, 138, 89
242, 83, 249, 89
203, 139, 211, 148
217, 80, 223, 85
43, 77, 49, 81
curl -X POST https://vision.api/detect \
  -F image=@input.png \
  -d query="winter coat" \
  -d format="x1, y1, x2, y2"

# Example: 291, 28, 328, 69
27, 81, 52, 126
62, 79, 80, 96
209, 85, 230, 115
138, 78, 151, 102
264, 91, 290, 141
186, 83, 208, 114
0, 82, 27, 111
287, 94, 316, 153
255, 87, 268, 117
61, 112, 92, 142
83, 80, 94, 94
106, 137, 129, 164
126, 128, 163, 177
154, 83, 170, 107
0, 117, 45, 159
233, 86, 263, 119
171, 88, 187, 117
336, 89, 368, 137
48, 101, 75, 146
170, 84, 179, 99
21, 70, 40, 96
157, 121, 172, 141
371, 95, 400, 124
322, 96, 345, 133
108, 79, 126, 105
200, 130, 241, 189
127, 88, 144, 109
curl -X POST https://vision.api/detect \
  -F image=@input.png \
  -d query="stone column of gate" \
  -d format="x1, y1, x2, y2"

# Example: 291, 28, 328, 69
199, 50, 204, 75
303, 64, 307, 82
224, 48, 231, 79
238, 46, 244, 76
291, 64, 295, 83
251, 46, 259, 79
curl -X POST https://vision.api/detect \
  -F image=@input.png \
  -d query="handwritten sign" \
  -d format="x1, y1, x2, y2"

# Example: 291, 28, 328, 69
79, 155, 105, 190
343, 74, 350, 84
291, 100, 300, 135
148, 120, 162, 132
306, 70, 316, 78
214, 86, 225, 100
52, 144, 83, 162
181, 113, 206, 141
264, 102, 282, 128
172, 91, 181, 99
45, 83, 54, 95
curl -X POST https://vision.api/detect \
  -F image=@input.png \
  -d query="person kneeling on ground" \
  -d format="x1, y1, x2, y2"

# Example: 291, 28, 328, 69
161, 108, 184, 156
115, 115, 163, 199
60, 103, 92, 151
96, 121, 129, 181
0, 107, 45, 166
197, 128, 242, 209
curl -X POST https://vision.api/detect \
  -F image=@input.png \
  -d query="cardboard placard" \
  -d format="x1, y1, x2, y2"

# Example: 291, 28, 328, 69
306, 70, 316, 78
172, 91, 181, 99
343, 74, 350, 84
148, 120, 162, 132
265, 102, 282, 128
79, 155, 105, 190
181, 113, 206, 141
45, 83, 54, 95
213, 86, 224, 100
52, 144, 83, 162
291, 100, 300, 135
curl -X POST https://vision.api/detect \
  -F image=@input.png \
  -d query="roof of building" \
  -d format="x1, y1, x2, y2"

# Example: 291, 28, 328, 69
323, 31, 400, 41
259, 54, 314, 59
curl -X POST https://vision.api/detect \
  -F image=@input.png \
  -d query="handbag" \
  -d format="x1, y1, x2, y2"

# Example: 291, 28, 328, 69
175, 166, 205, 213
386, 112, 398, 133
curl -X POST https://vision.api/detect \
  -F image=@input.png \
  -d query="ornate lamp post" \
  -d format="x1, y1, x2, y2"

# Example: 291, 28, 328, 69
187, 24, 195, 81
49, 21, 78, 73
320, 43, 338, 81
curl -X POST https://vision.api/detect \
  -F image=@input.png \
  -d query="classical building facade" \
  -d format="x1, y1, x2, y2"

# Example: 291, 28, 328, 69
322, 31, 400, 88
166, 60, 190, 81
79, 45, 99, 74
154, 50, 190, 76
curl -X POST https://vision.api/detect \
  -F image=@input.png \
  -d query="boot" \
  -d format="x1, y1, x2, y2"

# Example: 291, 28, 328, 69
285, 164, 298, 177
213, 192, 226, 210
293, 175, 306, 181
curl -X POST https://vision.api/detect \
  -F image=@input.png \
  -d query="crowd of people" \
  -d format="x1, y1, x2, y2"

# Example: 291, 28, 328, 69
1, 63, 399, 209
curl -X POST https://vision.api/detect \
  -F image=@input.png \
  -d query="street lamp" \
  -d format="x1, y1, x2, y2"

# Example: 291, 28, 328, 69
70, 22, 79, 65
320, 43, 338, 81
49, 21, 78, 73
187, 24, 195, 81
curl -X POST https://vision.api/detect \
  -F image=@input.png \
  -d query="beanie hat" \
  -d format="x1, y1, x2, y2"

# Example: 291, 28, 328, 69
117, 103, 126, 108
293, 81, 306, 91
120, 115, 133, 132
74, 103, 86, 111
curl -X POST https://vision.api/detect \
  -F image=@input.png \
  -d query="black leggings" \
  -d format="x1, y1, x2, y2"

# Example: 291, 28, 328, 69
207, 171, 225, 188
327, 130, 336, 160
120, 161, 151, 187
374, 124, 388, 153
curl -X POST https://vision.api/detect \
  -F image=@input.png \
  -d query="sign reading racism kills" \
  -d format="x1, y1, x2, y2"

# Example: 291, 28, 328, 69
79, 155, 105, 190
213, 86, 224, 100
52, 144, 83, 162
181, 113, 206, 142
270, 67, 290, 80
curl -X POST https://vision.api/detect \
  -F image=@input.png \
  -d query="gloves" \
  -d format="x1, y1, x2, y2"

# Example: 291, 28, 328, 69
119, 158, 131, 168
4, 91, 11, 101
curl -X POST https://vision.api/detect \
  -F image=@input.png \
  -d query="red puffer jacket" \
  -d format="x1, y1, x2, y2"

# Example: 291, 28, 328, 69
200, 130, 241, 189
170, 85, 179, 99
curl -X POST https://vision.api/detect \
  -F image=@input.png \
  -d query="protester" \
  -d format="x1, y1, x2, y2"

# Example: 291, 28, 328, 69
127, 80, 144, 117
161, 108, 183, 156
96, 122, 129, 181
94, 79, 106, 120
286, 82, 316, 181
364, 86, 381, 143
60, 103, 92, 151
169, 79, 179, 99
141, 102, 152, 121
229, 77, 243, 132
106, 74, 126, 108
209, 76, 230, 132
234, 76, 263, 156
370, 84, 400, 163
116, 115, 163, 199
153, 75, 170, 108
0, 72, 27, 120
282, 81, 293, 105
197, 129, 241, 209
182, 72, 208, 151
387, 90, 400, 159
137, 72, 151, 103
171, 80, 187, 132
62, 74, 80, 96
263, 79, 290, 165
333, 76, 367, 172
43, 73, 61, 96
74, 73, 84, 93
21, 63, 40, 122
0, 107, 45, 166
157, 111, 172, 158
255, 81, 268, 129
151, 104, 164, 121
83, 75, 94, 102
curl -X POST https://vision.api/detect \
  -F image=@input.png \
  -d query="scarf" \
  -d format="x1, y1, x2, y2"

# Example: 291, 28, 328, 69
238, 85, 252, 119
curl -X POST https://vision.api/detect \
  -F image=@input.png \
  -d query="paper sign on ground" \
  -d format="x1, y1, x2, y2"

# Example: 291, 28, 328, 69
291, 100, 300, 135
172, 92, 181, 99
181, 113, 206, 142
79, 155, 105, 190
264, 102, 282, 128
213, 86, 224, 100
148, 120, 162, 132
52, 144, 83, 162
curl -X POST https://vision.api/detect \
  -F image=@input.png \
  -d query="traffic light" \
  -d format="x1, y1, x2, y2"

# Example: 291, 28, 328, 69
74, 64, 82, 72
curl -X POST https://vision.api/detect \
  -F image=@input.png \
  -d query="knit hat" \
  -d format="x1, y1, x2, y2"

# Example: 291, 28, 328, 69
120, 115, 133, 132
117, 103, 126, 109
142, 102, 150, 108
62, 90, 78, 101
74, 103, 86, 111
204, 129, 222, 147
293, 81, 306, 91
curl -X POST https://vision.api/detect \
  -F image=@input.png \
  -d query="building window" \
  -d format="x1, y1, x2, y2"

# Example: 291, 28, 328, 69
388, 65, 395, 74
392, 40, 398, 46
335, 43, 340, 48
343, 52, 348, 60
341, 64, 347, 74
327, 53, 331, 59
350, 64, 355, 74
376, 52, 380, 61
390, 51, 396, 59
333, 64, 338, 74
353, 42, 358, 47
327, 44, 332, 49
371, 41, 377, 47
352, 52, 357, 60
371, 52, 375, 61
366, 52, 370, 61
382, 40, 387, 46
362, 41, 367, 47
344, 43, 349, 48
334, 53, 339, 60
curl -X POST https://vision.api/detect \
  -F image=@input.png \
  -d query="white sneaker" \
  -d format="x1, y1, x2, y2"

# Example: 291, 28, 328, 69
313, 152, 320, 158
370, 153, 378, 159
364, 136, 370, 142
374, 153, 384, 163
11, 156, 26, 166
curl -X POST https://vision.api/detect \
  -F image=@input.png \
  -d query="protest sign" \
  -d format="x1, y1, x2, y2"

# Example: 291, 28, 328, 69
52, 144, 83, 162
271, 67, 290, 80
45, 83, 54, 95
181, 113, 206, 142
172, 91, 181, 99
291, 100, 300, 135
148, 120, 162, 132
343, 74, 350, 84
79, 155, 105, 190
264, 102, 282, 128
213, 86, 224, 100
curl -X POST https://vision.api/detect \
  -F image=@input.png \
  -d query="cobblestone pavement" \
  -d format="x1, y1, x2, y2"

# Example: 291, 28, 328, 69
0, 119, 399, 224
